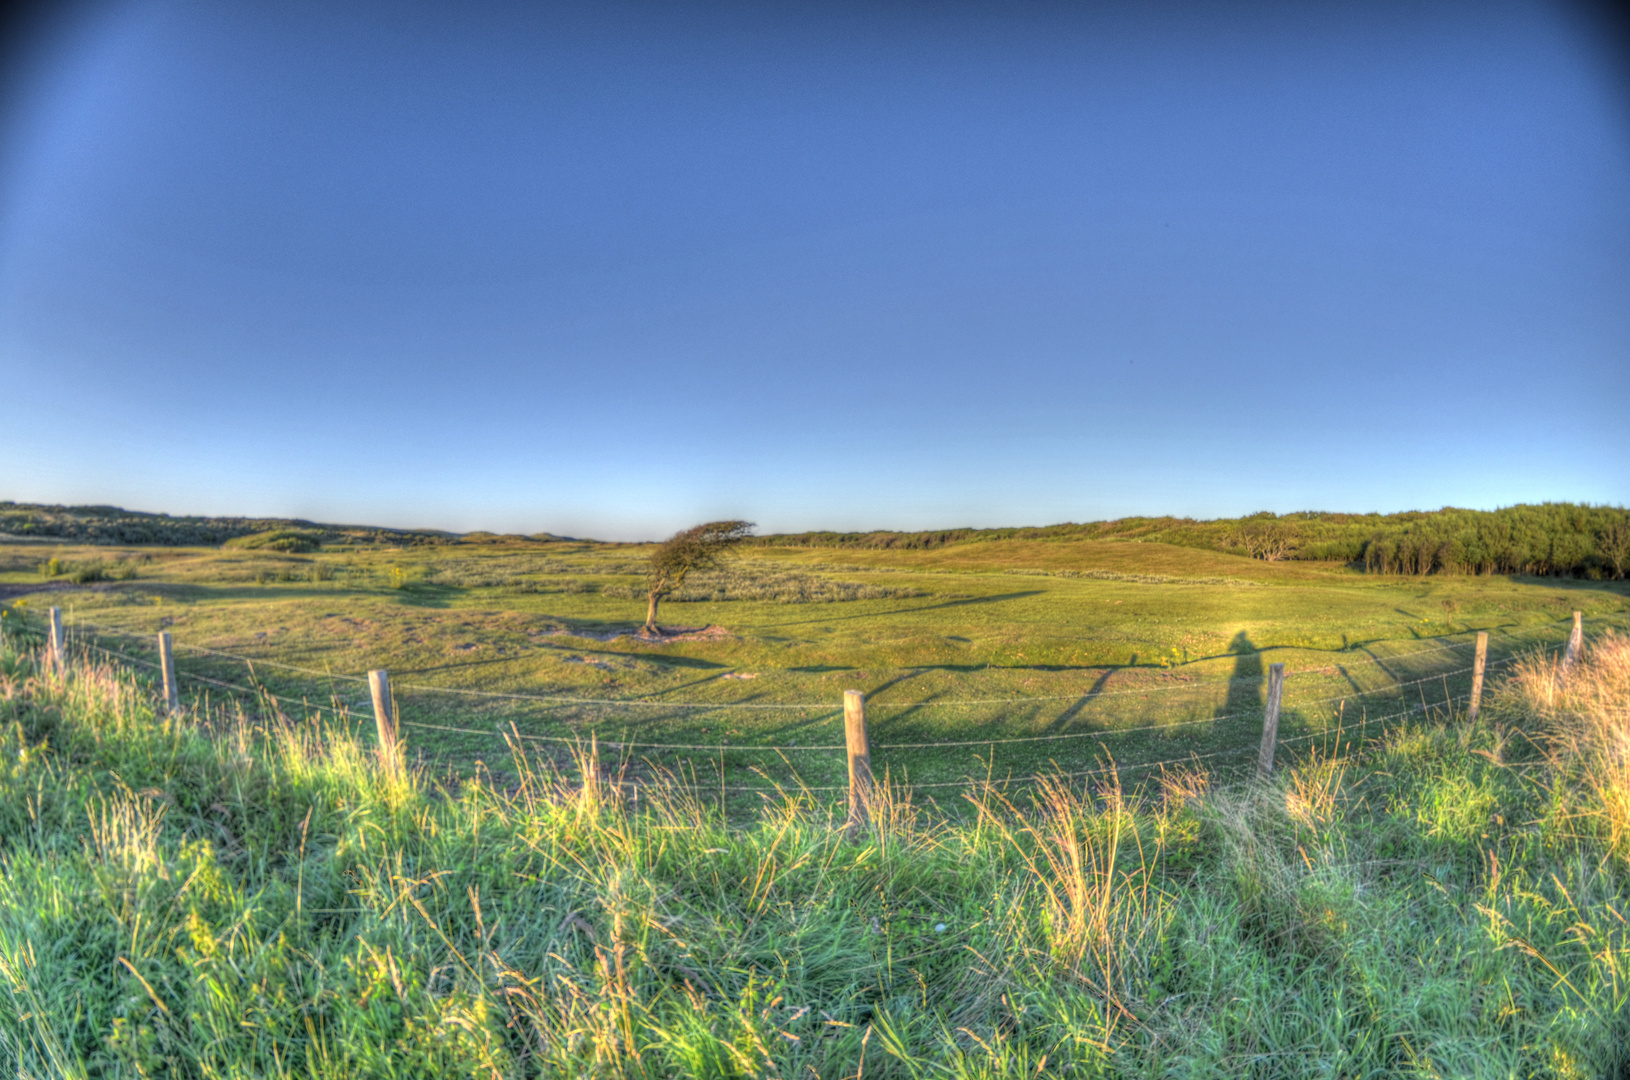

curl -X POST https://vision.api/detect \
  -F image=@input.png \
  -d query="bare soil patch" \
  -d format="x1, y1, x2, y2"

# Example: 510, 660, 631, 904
548, 624, 734, 645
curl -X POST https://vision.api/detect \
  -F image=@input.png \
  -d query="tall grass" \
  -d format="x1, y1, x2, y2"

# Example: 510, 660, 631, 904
1497, 631, 1630, 863
0, 636, 1628, 1076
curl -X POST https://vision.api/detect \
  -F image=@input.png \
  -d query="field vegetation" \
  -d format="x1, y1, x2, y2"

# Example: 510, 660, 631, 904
1, 625, 1628, 1076
2, 519, 1626, 799
7, 501, 1627, 578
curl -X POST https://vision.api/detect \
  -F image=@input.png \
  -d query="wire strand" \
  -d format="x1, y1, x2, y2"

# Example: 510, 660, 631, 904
61, 613, 1564, 713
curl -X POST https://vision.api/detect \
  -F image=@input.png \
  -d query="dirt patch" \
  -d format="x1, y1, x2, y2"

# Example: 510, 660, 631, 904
547, 624, 734, 645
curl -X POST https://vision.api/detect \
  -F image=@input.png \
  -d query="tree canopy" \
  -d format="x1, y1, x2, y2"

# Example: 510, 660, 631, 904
643, 520, 755, 633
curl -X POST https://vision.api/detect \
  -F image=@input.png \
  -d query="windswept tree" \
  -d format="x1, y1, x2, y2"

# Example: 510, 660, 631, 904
643, 520, 755, 634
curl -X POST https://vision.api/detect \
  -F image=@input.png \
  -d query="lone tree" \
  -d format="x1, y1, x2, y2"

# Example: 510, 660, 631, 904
643, 520, 755, 634
1227, 515, 1298, 562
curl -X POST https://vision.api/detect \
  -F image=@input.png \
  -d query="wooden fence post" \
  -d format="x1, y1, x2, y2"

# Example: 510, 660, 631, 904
1256, 663, 1285, 779
48, 607, 64, 671
1468, 631, 1488, 723
369, 669, 401, 774
844, 690, 872, 839
157, 631, 180, 715
1562, 611, 1583, 673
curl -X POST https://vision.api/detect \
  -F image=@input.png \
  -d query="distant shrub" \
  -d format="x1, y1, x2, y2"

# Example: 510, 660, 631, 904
1005, 568, 1262, 587
0, 501, 456, 547
239, 560, 325, 585
226, 529, 322, 554
423, 557, 636, 591
68, 562, 108, 584
602, 569, 924, 604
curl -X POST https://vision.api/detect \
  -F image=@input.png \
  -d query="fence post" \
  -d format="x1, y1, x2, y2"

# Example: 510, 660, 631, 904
844, 690, 872, 840
1468, 631, 1488, 723
157, 631, 180, 715
1562, 611, 1583, 673
369, 669, 401, 774
48, 607, 64, 671
1256, 662, 1285, 779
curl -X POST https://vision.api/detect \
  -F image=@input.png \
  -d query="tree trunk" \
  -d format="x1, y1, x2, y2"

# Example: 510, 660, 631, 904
644, 591, 661, 634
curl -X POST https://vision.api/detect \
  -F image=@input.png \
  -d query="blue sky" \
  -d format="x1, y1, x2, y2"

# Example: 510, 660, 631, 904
1, 0, 1626, 539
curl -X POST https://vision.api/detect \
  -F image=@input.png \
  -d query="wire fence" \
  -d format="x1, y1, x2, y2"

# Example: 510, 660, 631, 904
0, 605, 1584, 800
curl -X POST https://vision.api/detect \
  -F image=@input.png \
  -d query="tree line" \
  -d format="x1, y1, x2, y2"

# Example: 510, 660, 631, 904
0, 502, 455, 548
756, 504, 1630, 579
7, 500, 1625, 579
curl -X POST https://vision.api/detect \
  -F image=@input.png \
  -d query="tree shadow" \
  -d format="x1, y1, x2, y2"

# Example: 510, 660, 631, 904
1045, 668, 1120, 732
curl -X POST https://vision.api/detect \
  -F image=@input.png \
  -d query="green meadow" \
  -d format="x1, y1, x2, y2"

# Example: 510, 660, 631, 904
3, 534, 1626, 801
2, 603, 1630, 1076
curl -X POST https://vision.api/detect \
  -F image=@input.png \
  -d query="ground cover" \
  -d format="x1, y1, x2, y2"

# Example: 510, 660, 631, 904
1, 626, 1628, 1076
2, 538, 1625, 804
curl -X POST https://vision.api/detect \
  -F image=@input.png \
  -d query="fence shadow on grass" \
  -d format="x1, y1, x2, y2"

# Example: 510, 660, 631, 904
1044, 668, 1119, 732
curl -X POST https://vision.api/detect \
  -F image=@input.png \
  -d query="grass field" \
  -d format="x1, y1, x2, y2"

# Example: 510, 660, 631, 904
2, 619, 1629, 1076
3, 536, 1626, 804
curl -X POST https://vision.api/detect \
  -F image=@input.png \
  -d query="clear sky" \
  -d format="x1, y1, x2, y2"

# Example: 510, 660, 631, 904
1, 0, 1626, 540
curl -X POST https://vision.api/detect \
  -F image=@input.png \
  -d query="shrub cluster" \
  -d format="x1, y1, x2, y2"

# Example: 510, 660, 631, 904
1004, 568, 1262, 586
224, 529, 325, 554
424, 556, 645, 589
0, 502, 455, 548
602, 568, 926, 604
32, 556, 144, 584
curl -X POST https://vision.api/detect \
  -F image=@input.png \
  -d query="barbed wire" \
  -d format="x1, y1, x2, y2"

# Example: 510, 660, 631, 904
373, 677, 1498, 760
78, 639, 165, 672
895, 745, 1256, 791
468, 700, 1281, 754
77, 638, 353, 721
36, 610, 1586, 780
56, 613, 1566, 714
1277, 695, 1471, 747
397, 680, 841, 710
69, 617, 372, 683
1282, 651, 1551, 712
1281, 630, 1558, 676
50, 613, 1571, 757
570, 743, 1260, 796
26, 619, 1590, 802
421, 657, 1522, 754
